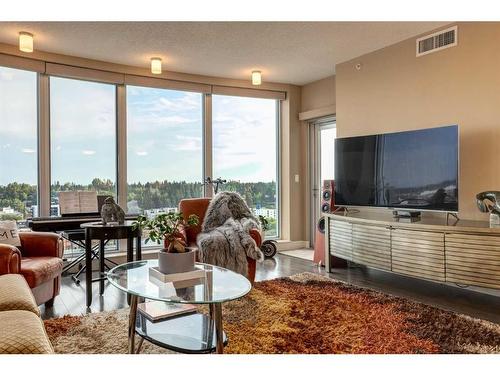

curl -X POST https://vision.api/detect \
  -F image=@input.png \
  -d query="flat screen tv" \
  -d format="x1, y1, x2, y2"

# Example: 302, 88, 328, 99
334, 125, 459, 212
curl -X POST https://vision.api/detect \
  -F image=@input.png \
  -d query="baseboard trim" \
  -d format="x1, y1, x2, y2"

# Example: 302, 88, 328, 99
276, 240, 309, 251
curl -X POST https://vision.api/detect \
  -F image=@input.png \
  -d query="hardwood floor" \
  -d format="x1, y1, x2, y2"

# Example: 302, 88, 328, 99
41, 253, 500, 324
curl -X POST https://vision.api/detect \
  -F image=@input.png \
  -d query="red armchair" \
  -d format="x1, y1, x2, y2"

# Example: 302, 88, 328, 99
178, 198, 262, 283
0, 232, 64, 307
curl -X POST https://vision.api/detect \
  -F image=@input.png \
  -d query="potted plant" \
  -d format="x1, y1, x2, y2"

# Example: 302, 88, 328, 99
133, 212, 199, 274
258, 215, 277, 258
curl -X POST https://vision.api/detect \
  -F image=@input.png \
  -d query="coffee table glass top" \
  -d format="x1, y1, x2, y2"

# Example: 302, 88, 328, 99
107, 260, 251, 304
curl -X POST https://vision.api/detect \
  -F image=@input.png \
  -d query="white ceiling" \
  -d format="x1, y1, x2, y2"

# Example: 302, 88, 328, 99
0, 22, 448, 85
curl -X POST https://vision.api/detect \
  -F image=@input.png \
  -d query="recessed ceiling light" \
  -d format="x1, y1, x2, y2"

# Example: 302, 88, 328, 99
151, 57, 162, 75
251, 70, 262, 86
19, 32, 34, 53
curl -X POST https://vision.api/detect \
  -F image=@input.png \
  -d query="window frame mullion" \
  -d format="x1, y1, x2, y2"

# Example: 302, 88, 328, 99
37, 73, 50, 217
116, 84, 127, 209
203, 92, 213, 198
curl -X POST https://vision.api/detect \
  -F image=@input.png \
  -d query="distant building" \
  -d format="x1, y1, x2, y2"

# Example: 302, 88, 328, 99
253, 207, 276, 219
0, 207, 25, 225
144, 207, 179, 218
50, 205, 60, 217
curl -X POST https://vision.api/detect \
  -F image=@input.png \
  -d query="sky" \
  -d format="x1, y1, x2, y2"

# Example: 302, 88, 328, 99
0, 66, 38, 185
0, 66, 278, 186
212, 94, 277, 182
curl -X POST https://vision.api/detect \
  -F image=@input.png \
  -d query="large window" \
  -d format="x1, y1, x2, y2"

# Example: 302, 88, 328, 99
1, 61, 283, 243
212, 95, 279, 237
127, 86, 203, 218
50, 77, 116, 216
0, 67, 38, 225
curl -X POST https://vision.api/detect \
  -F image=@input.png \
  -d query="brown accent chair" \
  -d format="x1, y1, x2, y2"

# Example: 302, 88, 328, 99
0, 232, 64, 307
178, 198, 261, 283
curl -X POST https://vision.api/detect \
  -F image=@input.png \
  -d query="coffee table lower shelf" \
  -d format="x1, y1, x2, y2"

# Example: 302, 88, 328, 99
135, 312, 228, 354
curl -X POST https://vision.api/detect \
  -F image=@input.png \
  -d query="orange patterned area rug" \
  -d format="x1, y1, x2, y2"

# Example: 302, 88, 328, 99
44, 273, 500, 354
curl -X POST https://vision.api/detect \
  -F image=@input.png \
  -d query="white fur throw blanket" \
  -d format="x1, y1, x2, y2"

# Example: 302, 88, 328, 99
197, 192, 264, 276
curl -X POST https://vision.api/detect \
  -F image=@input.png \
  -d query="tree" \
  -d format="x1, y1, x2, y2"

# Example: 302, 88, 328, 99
1, 179, 277, 222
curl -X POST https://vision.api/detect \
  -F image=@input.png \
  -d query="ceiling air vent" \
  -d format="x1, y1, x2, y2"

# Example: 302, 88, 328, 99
416, 26, 458, 57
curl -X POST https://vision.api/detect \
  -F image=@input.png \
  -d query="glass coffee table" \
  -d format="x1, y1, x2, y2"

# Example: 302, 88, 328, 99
107, 260, 252, 354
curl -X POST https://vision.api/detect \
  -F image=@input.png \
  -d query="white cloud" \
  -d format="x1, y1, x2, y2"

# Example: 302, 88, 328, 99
136, 151, 148, 156
127, 90, 202, 135
211, 95, 277, 182
82, 150, 96, 155
0, 68, 37, 139
213, 114, 239, 123
21, 148, 36, 154
162, 115, 194, 124
155, 93, 201, 112
128, 92, 201, 115
0, 70, 14, 81
50, 78, 116, 140
172, 135, 202, 152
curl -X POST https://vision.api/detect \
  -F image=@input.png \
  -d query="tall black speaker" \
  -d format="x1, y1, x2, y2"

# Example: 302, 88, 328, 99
321, 180, 335, 213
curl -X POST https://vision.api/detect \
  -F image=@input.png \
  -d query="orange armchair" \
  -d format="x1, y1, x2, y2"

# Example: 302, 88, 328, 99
179, 198, 261, 283
0, 232, 64, 307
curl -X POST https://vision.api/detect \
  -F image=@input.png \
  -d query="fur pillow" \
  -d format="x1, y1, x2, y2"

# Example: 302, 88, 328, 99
0, 220, 21, 247
202, 192, 257, 232
198, 217, 264, 277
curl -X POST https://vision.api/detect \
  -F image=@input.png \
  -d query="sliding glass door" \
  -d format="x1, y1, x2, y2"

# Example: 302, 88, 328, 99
212, 95, 279, 237
309, 118, 336, 247
126, 86, 203, 218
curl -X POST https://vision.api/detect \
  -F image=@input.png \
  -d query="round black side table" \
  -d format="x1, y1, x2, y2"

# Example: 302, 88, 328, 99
81, 221, 141, 308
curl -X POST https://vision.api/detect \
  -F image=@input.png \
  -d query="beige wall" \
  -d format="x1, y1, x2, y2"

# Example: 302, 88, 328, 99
336, 22, 500, 221
281, 86, 307, 241
301, 75, 336, 113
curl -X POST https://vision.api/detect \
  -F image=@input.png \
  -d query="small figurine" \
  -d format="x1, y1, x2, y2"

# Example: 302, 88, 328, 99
476, 191, 500, 225
101, 197, 125, 224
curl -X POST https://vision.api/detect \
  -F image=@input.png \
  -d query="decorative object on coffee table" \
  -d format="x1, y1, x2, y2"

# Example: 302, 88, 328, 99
100, 197, 126, 224
148, 265, 206, 284
133, 212, 199, 274
476, 191, 500, 225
